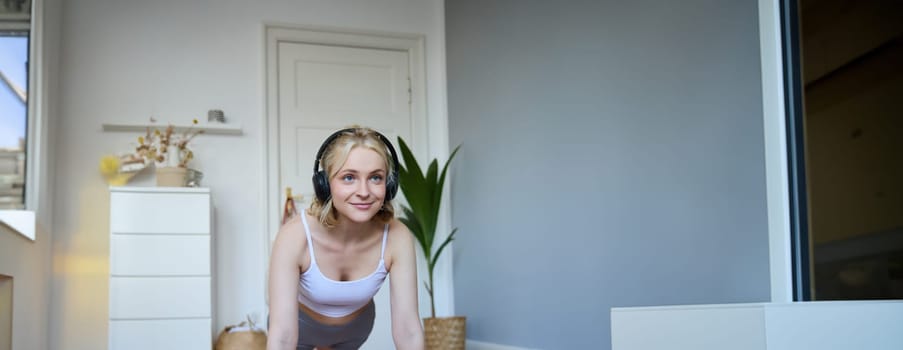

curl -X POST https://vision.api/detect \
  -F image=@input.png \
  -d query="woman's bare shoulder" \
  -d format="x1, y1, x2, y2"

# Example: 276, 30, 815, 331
272, 215, 306, 255
384, 219, 416, 272
387, 217, 411, 235
385, 218, 414, 250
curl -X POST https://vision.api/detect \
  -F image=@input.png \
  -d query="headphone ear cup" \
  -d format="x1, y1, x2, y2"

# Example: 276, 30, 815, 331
312, 171, 331, 202
385, 173, 398, 201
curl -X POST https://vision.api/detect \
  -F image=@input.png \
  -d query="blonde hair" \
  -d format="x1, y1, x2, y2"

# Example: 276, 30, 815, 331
308, 126, 396, 228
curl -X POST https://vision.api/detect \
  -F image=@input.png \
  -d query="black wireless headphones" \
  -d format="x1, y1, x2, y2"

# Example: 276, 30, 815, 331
312, 128, 400, 203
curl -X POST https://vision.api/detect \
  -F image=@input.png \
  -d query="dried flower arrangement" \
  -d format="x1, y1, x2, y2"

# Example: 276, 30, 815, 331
98, 119, 204, 186
135, 119, 204, 168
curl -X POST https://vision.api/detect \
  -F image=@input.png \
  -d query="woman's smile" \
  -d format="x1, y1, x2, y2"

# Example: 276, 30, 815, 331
351, 202, 374, 210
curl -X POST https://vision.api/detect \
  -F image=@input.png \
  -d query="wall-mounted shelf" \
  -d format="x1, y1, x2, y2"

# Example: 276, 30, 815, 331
102, 122, 243, 135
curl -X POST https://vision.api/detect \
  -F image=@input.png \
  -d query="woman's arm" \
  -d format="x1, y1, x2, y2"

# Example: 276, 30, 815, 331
388, 221, 425, 350
267, 220, 303, 350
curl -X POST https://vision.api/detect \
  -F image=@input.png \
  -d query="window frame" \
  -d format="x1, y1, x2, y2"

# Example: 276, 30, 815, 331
777, 0, 812, 302
0, 0, 47, 241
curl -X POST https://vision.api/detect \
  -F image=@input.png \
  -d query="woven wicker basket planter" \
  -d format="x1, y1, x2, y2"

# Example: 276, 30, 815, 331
423, 316, 466, 350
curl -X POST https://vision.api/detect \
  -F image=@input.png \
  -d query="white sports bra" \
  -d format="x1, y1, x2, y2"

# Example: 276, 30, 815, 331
297, 210, 389, 317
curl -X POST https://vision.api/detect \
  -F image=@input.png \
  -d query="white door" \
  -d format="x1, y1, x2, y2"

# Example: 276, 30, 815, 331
277, 41, 412, 349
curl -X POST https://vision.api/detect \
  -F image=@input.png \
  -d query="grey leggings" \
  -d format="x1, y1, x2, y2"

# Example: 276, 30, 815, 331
297, 301, 376, 350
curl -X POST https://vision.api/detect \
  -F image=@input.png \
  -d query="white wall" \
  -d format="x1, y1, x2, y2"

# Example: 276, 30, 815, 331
0, 226, 50, 350
446, 0, 770, 348
0, 0, 60, 348
50, 1, 447, 349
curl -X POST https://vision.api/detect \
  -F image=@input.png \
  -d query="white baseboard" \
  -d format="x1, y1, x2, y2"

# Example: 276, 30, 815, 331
466, 339, 534, 350
611, 301, 903, 350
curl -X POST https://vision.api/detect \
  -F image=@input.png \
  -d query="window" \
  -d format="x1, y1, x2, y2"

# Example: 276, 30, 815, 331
783, 0, 903, 300
0, 0, 35, 240
0, 28, 29, 210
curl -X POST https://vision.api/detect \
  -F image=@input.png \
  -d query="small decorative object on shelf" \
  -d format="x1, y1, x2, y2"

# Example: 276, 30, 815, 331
98, 153, 150, 186
208, 109, 226, 123
185, 168, 204, 187
156, 167, 187, 187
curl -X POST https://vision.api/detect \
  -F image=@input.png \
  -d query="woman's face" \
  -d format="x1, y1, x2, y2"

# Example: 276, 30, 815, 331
329, 147, 388, 224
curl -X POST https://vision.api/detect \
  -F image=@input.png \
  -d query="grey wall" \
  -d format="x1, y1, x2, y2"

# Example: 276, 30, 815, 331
445, 1, 770, 348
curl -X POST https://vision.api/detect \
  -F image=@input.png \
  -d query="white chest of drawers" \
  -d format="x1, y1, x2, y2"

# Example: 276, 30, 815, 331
108, 187, 214, 350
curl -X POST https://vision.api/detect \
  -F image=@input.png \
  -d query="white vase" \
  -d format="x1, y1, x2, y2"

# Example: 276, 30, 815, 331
166, 145, 180, 167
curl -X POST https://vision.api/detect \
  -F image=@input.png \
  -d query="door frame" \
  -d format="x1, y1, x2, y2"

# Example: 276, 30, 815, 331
261, 23, 433, 305
758, 0, 795, 303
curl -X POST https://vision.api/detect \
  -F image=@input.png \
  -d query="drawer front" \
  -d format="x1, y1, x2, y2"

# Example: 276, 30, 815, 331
111, 235, 210, 276
109, 318, 211, 350
110, 277, 210, 319
110, 192, 210, 234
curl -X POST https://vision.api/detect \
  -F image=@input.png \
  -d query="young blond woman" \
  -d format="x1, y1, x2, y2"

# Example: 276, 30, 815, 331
267, 127, 424, 350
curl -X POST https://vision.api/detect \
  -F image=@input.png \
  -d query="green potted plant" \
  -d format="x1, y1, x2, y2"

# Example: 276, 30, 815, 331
396, 137, 464, 350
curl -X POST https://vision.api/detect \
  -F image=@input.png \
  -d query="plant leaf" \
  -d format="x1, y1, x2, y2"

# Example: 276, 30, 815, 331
397, 137, 425, 189
428, 228, 457, 272
399, 206, 431, 261
432, 145, 460, 226
423, 159, 440, 240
